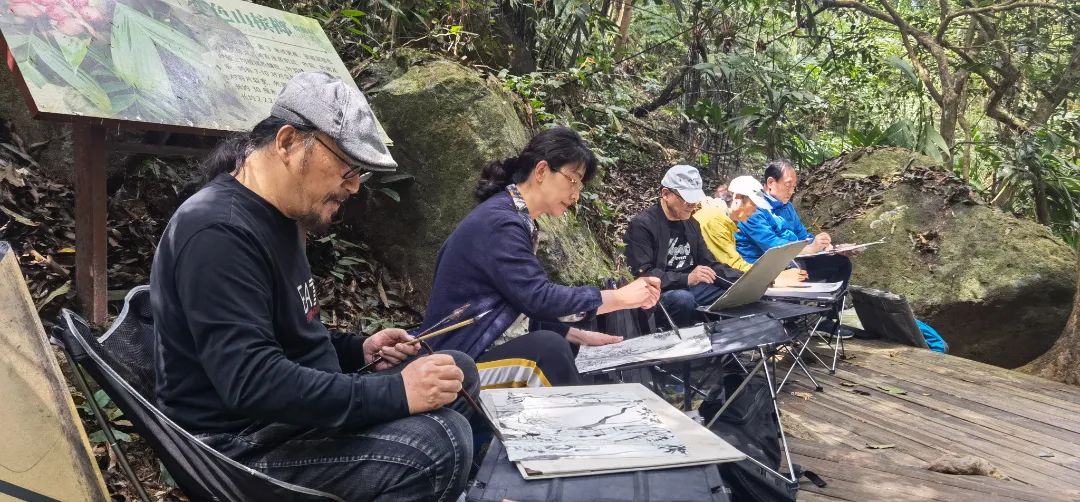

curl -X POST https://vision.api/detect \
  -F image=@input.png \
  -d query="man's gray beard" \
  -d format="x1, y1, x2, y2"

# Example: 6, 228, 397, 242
298, 211, 331, 235
294, 151, 333, 236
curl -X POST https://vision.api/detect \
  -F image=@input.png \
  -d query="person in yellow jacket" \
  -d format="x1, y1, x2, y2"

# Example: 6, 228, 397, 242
696, 176, 807, 284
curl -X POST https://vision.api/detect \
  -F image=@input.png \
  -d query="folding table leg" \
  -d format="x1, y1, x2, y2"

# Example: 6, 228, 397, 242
758, 346, 797, 484
704, 356, 766, 427
704, 347, 797, 484
777, 322, 826, 392
643, 365, 708, 410
828, 295, 848, 373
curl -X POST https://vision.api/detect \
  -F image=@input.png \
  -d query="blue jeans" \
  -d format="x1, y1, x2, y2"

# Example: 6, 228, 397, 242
659, 283, 728, 327
197, 350, 478, 502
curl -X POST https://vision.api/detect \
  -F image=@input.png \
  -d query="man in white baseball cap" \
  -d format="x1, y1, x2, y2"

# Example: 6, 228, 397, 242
624, 165, 743, 327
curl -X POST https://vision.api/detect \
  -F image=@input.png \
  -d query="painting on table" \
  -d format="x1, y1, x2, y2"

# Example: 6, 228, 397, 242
479, 383, 745, 479
575, 324, 712, 373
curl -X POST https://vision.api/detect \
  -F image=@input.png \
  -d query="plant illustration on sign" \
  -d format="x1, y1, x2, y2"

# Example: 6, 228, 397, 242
0, 0, 298, 128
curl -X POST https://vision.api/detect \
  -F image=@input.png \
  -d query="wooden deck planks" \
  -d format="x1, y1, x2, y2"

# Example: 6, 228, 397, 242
791, 440, 1073, 502
774, 338, 1080, 501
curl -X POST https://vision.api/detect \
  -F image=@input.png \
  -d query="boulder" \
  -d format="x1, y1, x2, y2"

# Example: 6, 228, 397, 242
353, 56, 616, 308
796, 147, 1076, 368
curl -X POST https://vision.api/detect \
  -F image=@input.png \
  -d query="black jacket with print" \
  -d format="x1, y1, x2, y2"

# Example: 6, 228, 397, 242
624, 203, 743, 291
150, 174, 408, 434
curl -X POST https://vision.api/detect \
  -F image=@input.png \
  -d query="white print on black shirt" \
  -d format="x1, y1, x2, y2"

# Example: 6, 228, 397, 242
297, 278, 320, 322
667, 238, 693, 270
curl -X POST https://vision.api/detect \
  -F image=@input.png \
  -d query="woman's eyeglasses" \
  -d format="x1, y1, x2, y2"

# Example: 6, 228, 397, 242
555, 170, 584, 192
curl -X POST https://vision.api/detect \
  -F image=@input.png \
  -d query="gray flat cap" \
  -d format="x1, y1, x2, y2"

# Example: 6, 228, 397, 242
271, 71, 397, 171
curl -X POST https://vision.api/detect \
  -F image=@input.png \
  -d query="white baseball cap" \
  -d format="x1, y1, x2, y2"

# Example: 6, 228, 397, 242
728, 175, 770, 209
661, 165, 707, 204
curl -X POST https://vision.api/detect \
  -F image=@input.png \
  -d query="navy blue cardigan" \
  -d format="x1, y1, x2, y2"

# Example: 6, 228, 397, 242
422, 192, 603, 358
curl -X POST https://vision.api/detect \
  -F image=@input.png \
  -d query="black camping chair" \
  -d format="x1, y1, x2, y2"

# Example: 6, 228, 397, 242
54, 286, 341, 502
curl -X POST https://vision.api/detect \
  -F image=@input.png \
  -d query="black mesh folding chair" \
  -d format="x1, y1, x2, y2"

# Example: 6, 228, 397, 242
54, 286, 341, 502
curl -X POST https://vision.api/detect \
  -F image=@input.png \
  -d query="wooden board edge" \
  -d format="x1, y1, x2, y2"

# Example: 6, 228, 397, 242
0, 242, 110, 500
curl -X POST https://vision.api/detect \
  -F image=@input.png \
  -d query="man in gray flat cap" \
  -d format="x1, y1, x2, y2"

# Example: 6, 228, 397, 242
150, 72, 477, 501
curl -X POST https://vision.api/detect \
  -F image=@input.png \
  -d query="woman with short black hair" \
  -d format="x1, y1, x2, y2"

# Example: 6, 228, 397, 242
422, 127, 660, 388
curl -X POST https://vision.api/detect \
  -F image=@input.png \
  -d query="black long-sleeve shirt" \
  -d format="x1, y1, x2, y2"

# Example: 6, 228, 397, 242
624, 203, 743, 290
150, 174, 407, 434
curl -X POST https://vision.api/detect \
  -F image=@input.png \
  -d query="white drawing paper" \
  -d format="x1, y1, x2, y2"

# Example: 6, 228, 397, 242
766, 281, 843, 295
575, 324, 712, 374
479, 384, 746, 479
800, 239, 885, 258
490, 390, 686, 461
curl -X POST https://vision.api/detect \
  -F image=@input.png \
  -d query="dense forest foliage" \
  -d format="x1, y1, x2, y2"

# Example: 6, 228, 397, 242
261, 0, 1080, 243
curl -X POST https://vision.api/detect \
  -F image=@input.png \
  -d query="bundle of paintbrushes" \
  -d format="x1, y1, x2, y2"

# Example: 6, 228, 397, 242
356, 304, 490, 373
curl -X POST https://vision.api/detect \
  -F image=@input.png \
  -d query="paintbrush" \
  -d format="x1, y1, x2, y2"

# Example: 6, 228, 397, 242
426, 303, 472, 334
657, 300, 685, 340
358, 308, 493, 372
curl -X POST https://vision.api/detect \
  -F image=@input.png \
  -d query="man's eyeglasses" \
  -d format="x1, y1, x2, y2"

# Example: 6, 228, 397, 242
555, 170, 584, 192
314, 136, 374, 182
668, 189, 701, 210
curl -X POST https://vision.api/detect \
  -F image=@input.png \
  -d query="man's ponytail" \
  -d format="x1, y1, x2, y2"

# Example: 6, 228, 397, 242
201, 116, 318, 180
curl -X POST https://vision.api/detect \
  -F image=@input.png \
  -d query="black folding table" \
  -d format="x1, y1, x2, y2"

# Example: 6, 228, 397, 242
467, 439, 732, 501
582, 306, 825, 486
758, 288, 848, 389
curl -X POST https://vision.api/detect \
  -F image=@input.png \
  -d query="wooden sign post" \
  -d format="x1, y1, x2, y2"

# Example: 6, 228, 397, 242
0, 0, 387, 324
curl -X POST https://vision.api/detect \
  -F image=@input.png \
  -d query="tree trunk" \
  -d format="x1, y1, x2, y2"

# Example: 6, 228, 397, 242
1021, 248, 1080, 385
938, 96, 958, 166
1033, 165, 1050, 225
614, 0, 633, 53
959, 116, 973, 181
631, 65, 689, 117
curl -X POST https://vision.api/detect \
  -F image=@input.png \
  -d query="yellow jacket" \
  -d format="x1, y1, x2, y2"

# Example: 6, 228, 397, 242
694, 205, 752, 273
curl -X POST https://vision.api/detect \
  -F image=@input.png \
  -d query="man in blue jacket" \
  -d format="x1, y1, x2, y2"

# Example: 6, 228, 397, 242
735, 159, 852, 286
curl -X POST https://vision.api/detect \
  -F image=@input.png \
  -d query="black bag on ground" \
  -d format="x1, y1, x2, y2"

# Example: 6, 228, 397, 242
467, 438, 731, 501
597, 277, 656, 339
699, 372, 800, 502
577, 278, 658, 387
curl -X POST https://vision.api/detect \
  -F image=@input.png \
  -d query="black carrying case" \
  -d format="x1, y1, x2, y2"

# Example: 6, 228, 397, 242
467, 439, 732, 502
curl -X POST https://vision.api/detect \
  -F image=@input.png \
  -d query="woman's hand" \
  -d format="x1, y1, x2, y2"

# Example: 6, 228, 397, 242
567, 327, 624, 346
598, 276, 661, 314
775, 267, 808, 285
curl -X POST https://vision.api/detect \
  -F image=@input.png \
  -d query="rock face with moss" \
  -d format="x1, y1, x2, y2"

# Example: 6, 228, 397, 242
354, 55, 616, 308
796, 147, 1076, 368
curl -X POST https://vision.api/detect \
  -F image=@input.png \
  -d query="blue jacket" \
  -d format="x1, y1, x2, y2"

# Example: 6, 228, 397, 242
735, 194, 811, 262
422, 192, 603, 359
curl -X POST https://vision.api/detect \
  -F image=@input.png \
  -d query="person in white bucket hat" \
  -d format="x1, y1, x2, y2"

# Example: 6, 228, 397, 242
695, 175, 808, 285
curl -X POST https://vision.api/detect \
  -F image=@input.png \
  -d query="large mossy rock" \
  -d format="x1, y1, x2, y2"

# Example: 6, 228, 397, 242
355, 56, 615, 308
796, 147, 1076, 368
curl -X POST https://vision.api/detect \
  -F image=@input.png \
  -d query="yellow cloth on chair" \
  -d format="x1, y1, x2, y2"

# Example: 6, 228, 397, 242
476, 358, 552, 389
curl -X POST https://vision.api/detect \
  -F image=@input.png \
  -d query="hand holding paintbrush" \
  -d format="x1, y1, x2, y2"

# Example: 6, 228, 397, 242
357, 307, 492, 373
